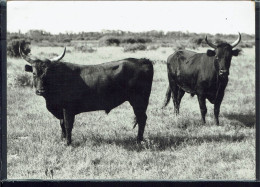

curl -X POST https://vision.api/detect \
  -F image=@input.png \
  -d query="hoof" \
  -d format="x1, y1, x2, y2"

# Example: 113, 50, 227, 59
137, 137, 144, 144
61, 134, 66, 140
66, 139, 72, 146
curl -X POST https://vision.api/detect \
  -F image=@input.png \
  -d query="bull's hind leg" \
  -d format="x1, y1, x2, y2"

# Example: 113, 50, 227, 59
129, 95, 149, 143
197, 95, 207, 124
60, 119, 66, 139
169, 81, 180, 115
176, 88, 185, 114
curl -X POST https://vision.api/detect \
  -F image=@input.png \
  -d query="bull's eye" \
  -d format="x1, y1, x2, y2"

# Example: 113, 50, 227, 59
33, 72, 36, 76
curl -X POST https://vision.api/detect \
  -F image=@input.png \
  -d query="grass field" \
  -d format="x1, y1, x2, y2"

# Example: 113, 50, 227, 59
7, 45, 255, 180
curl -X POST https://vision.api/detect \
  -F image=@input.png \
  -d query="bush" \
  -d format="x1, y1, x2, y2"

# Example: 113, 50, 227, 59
7, 39, 31, 58
123, 44, 147, 52
174, 42, 186, 51
121, 37, 152, 44
9, 73, 33, 87
99, 36, 120, 46
74, 44, 96, 53
214, 38, 227, 45
62, 38, 72, 43
147, 45, 159, 51
189, 37, 204, 45
161, 43, 172, 47
99, 36, 152, 46
239, 41, 254, 48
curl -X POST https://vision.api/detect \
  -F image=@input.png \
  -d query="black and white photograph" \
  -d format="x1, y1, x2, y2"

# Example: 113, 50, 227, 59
6, 1, 255, 180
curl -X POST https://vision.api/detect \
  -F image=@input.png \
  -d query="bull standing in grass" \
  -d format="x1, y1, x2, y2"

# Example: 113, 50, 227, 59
20, 47, 154, 145
163, 33, 241, 125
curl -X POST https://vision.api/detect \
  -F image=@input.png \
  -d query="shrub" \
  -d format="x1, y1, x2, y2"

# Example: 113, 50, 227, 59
76, 36, 85, 41
123, 44, 147, 52
10, 73, 33, 87
121, 37, 152, 44
189, 37, 204, 46
239, 41, 254, 48
99, 36, 120, 46
147, 45, 159, 51
174, 42, 186, 51
62, 38, 72, 43
74, 44, 96, 53
7, 39, 31, 58
99, 36, 152, 46
121, 37, 136, 44
161, 43, 172, 47
214, 38, 227, 45
48, 53, 59, 58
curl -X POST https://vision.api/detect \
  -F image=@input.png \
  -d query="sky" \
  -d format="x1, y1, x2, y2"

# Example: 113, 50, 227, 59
7, 1, 255, 35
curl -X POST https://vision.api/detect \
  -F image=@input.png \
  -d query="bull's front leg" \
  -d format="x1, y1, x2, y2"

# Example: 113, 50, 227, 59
197, 95, 207, 124
214, 91, 225, 126
63, 109, 75, 145
214, 103, 220, 125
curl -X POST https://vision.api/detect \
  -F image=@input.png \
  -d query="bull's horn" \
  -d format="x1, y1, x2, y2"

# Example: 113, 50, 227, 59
231, 32, 241, 48
50, 47, 66, 62
19, 45, 34, 64
205, 36, 217, 49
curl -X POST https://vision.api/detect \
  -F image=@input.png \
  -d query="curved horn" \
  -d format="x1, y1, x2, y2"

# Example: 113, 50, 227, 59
231, 32, 241, 48
205, 35, 217, 49
19, 45, 34, 64
50, 47, 66, 62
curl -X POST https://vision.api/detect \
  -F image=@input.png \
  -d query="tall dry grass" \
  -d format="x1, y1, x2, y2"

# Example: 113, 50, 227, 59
7, 45, 255, 180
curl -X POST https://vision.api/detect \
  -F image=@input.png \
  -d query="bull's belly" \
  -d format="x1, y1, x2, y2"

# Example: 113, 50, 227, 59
178, 85, 195, 94
176, 81, 217, 103
74, 96, 127, 114
45, 91, 129, 116
175, 80, 196, 94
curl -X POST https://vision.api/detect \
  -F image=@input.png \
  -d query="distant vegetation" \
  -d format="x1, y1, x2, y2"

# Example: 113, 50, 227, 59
7, 30, 255, 57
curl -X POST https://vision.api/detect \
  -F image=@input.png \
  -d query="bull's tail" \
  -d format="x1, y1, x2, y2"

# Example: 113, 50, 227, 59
162, 85, 171, 109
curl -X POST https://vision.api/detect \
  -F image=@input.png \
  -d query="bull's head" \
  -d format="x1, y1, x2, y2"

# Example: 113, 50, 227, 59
20, 47, 66, 96
205, 33, 241, 78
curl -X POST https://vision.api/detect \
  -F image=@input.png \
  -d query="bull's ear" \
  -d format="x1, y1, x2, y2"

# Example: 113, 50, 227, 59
206, 50, 216, 57
25, 65, 33, 72
232, 49, 241, 56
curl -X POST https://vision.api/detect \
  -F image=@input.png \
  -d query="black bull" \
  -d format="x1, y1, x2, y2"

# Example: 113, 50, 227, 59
163, 33, 241, 125
20, 48, 154, 145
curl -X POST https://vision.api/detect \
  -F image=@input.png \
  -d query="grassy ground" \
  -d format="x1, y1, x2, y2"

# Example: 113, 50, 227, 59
7, 45, 255, 180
